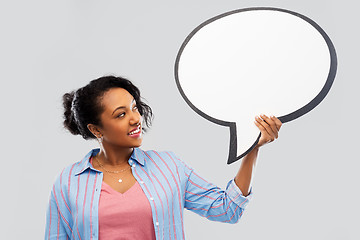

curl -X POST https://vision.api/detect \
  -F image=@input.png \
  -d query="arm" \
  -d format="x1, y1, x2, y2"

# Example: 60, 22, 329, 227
184, 166, 252, 224
234, 114, 282, 196
44, 188, 69, 240
182, 114, 282, 223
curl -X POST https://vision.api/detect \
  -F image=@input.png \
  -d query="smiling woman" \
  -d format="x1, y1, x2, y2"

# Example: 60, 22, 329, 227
45, 75, 282, 240
63, 76, 153, 140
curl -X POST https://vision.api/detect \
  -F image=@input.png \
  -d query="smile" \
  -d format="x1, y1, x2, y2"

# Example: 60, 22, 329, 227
128, 125, 141, 135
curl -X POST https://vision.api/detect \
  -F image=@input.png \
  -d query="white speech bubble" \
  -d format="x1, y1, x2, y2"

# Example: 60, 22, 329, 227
175, 7, 337, 164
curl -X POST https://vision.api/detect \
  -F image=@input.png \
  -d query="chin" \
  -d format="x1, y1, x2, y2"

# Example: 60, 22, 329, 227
132, 139, 143, 148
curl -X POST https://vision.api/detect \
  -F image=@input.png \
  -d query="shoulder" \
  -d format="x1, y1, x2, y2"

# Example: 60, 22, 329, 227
141, 149, 176, 160
51, 161, 81, 194
51, 149, 95, 192
141, 149, 177, 163
140, 148, 193, 172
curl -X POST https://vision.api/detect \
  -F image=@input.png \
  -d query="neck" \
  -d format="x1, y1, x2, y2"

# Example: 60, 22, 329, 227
97, 142, 134, 167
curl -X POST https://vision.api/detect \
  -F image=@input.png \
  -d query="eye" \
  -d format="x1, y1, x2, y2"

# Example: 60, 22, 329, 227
117, 112, 125, 118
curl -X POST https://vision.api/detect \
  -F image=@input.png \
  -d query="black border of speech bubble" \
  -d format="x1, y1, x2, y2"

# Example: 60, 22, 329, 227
174, 7, 337, 164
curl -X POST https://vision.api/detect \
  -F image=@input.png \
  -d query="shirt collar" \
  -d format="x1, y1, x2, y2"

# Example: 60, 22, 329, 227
74, 147, 145, 176
130, 147, 145, 166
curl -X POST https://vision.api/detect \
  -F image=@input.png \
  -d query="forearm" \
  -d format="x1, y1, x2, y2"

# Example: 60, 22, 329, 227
234, 146, 259, 196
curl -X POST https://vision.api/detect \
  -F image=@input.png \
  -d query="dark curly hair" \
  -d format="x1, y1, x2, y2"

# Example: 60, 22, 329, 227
62, 75, 153, 140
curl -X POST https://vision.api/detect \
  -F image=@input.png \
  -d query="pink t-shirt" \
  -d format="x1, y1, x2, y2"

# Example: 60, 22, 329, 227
90, 157, 156, 240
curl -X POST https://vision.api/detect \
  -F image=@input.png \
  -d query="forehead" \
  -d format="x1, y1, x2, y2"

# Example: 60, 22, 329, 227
100, 88, 134, 110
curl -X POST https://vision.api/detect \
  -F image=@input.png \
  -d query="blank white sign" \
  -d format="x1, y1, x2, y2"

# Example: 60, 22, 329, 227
175, 7, 337, 164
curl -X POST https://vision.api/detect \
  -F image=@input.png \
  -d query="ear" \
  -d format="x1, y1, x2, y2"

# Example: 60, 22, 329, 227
87, 123, 101, 137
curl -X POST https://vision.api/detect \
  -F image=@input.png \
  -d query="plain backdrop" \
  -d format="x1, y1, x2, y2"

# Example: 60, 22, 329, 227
0, 0, 359, 239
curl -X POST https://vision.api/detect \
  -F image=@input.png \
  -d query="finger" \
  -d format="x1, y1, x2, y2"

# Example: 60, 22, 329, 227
255, 115, 273, 139
270, 115, 283, 131
257, 115, 277, 139
254, 119, 273, 144
254, 121, 267, 145
254, 118, 267, 133
260, 114, 279, 139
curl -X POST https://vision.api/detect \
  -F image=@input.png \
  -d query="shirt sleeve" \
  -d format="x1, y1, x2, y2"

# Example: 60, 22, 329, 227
44, 186, 69, 240
184, 165, 253, 224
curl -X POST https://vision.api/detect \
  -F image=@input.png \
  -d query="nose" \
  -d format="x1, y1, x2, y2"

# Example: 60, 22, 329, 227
129, 110, 141, 125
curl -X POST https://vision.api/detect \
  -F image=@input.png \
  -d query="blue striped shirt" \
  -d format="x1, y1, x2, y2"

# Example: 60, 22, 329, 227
45, 147, 253, 240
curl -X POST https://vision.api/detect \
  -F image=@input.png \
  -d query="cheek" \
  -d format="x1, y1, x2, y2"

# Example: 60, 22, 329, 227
107, 121, 128, 135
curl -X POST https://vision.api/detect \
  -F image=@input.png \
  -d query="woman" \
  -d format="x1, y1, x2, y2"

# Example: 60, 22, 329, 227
45, 75, 282, 240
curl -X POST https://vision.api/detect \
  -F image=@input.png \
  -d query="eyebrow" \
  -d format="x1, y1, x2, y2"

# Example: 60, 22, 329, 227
111, 98, 136, 116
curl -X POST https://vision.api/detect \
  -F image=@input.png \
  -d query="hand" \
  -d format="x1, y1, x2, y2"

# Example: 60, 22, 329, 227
254, 114, 282, 148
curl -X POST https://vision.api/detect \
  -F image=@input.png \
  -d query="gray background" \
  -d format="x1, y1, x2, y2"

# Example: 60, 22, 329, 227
1, 0, 359, 239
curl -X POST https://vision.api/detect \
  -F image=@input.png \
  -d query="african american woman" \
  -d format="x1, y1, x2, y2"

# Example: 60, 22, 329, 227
45, 75, 282, 240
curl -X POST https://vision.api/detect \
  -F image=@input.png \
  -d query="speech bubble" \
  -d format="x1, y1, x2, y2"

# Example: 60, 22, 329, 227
174, 7, 337, 164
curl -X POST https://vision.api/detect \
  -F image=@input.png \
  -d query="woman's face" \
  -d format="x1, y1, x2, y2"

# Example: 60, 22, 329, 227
96, 87, 143, 148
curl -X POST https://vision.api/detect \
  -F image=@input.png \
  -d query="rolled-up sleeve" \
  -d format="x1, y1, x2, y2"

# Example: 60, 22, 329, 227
184, 167, 253, 224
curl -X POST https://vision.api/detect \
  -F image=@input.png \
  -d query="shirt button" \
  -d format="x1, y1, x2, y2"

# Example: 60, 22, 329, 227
129, 161, 133, 164
155, 222, 159, 226
132, 164, 136, 167
140, 181, 144, 184
150, 197, 154, 201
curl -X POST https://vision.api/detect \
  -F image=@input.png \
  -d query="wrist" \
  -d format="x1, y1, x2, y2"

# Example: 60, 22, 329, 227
242, 146, 259, 163
250, 145, 260, 154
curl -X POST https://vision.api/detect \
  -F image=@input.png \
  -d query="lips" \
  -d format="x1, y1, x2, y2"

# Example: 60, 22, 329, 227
128, 124, 141, 135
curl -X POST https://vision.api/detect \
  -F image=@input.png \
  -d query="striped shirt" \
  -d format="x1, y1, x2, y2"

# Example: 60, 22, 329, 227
45, 147, 253, 240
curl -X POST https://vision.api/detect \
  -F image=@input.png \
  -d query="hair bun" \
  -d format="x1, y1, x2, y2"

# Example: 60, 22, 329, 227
62, 91, 81, 135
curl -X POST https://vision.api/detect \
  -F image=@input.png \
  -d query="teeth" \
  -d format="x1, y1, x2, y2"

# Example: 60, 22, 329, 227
129, 126, 141, 135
